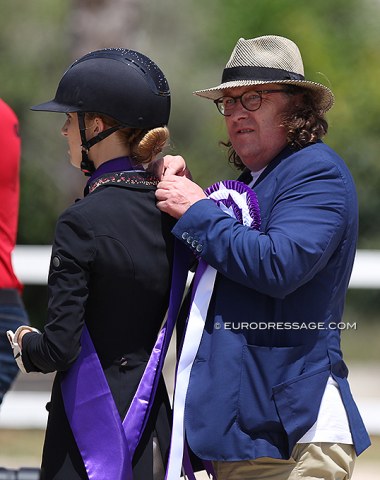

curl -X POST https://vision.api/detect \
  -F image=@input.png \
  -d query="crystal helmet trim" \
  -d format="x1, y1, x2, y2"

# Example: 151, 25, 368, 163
31, 48, 170, 128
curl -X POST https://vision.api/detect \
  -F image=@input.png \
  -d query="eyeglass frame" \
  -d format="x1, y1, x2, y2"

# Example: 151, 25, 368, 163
213, 88, 292, 116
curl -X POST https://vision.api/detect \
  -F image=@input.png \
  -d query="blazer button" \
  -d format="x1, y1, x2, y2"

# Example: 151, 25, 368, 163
196, 244, 203, 253
52, 256, 61, 268
182, 232, 189, 240
191, 239, 198, 248
187, 236, 194, 244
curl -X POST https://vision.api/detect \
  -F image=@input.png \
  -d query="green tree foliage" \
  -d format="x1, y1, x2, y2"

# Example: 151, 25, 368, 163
3, 0, 378, 247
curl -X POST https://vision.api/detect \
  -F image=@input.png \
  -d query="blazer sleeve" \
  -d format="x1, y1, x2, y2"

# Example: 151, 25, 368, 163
22, 207, 95, 373
172, 155, 356, 299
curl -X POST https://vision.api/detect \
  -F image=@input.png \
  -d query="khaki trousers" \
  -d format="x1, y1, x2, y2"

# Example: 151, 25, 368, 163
212, 443, 356, 480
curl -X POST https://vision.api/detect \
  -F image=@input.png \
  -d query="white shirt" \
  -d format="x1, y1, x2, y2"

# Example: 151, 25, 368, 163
298, 376, 353, 444
247, 168, 266, 188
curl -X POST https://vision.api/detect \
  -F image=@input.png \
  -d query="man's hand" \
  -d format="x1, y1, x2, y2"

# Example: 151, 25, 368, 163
156, 174, 206, 219
149, 155, 192, 180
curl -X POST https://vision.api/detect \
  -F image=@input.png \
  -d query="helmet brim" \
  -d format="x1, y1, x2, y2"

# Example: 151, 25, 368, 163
31, 99, 77, 113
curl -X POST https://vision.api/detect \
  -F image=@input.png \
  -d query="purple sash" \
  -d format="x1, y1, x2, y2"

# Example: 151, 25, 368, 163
61, 240, 189, 480
61, 326, 133, 479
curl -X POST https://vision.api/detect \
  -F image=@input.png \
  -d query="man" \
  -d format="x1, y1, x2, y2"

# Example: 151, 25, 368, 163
0, 99, 29, 407
156, 35, 370, 480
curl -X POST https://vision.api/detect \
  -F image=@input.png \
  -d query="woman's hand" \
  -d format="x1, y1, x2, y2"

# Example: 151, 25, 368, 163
7, 326, 41, 373
149, 155, 192, 180
17, 329, 29, 349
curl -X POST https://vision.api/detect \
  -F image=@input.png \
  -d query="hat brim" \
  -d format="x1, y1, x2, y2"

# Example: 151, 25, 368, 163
194, 79, 334, 113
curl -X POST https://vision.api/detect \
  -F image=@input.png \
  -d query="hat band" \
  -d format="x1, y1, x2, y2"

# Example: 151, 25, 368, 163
222, 66, 305, 84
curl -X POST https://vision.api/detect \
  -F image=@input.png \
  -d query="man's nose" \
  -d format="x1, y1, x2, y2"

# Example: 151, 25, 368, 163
231, 99, 249, 118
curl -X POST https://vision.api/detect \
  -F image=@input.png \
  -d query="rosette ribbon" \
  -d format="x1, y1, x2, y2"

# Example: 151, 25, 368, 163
165, 180, 261, 480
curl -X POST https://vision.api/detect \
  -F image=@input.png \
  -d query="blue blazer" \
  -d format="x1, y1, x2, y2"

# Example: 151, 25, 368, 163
172, 142, 370, 461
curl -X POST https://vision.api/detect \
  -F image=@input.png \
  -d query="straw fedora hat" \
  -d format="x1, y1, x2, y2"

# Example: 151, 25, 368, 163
194, 35, 334, 113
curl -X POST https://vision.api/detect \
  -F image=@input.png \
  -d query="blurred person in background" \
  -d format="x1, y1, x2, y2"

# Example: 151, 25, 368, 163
0, 98, 29, 408
156, 35, 370, 480
7, 49, 175, 480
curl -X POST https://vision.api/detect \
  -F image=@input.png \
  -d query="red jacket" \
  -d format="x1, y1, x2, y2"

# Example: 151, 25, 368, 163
0, 99, 22, 292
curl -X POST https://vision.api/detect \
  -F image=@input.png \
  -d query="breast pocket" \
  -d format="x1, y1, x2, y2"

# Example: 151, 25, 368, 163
237, 344, 306, 435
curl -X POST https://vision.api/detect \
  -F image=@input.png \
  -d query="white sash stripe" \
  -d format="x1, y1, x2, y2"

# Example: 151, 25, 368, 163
165, 264, 217, 480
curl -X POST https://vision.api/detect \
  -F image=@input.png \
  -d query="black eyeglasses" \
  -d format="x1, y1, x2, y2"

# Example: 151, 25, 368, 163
214, 89, 289, 116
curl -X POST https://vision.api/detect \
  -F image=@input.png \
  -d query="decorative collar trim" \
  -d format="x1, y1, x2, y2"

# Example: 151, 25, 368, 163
87, 171, 159, 195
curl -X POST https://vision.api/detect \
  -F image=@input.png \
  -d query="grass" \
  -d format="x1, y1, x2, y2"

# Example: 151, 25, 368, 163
0, 429, 44, 468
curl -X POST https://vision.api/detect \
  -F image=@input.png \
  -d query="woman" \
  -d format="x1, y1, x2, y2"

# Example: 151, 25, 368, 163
7, 48, 175, 480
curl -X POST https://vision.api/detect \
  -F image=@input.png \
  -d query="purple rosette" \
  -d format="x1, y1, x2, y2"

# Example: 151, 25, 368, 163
204, 180, 261, 229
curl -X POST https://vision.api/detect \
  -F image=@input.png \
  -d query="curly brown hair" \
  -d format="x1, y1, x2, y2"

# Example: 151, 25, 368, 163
221, 86, 329, 171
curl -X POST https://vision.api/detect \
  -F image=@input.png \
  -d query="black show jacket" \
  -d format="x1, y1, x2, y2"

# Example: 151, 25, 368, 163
22, 178, 175, 480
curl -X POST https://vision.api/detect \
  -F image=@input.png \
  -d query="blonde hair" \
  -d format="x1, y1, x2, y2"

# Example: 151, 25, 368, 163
85, 113, 170, 165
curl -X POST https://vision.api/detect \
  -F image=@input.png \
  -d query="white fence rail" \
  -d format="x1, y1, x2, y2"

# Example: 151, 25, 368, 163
12, 245, 380, 288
